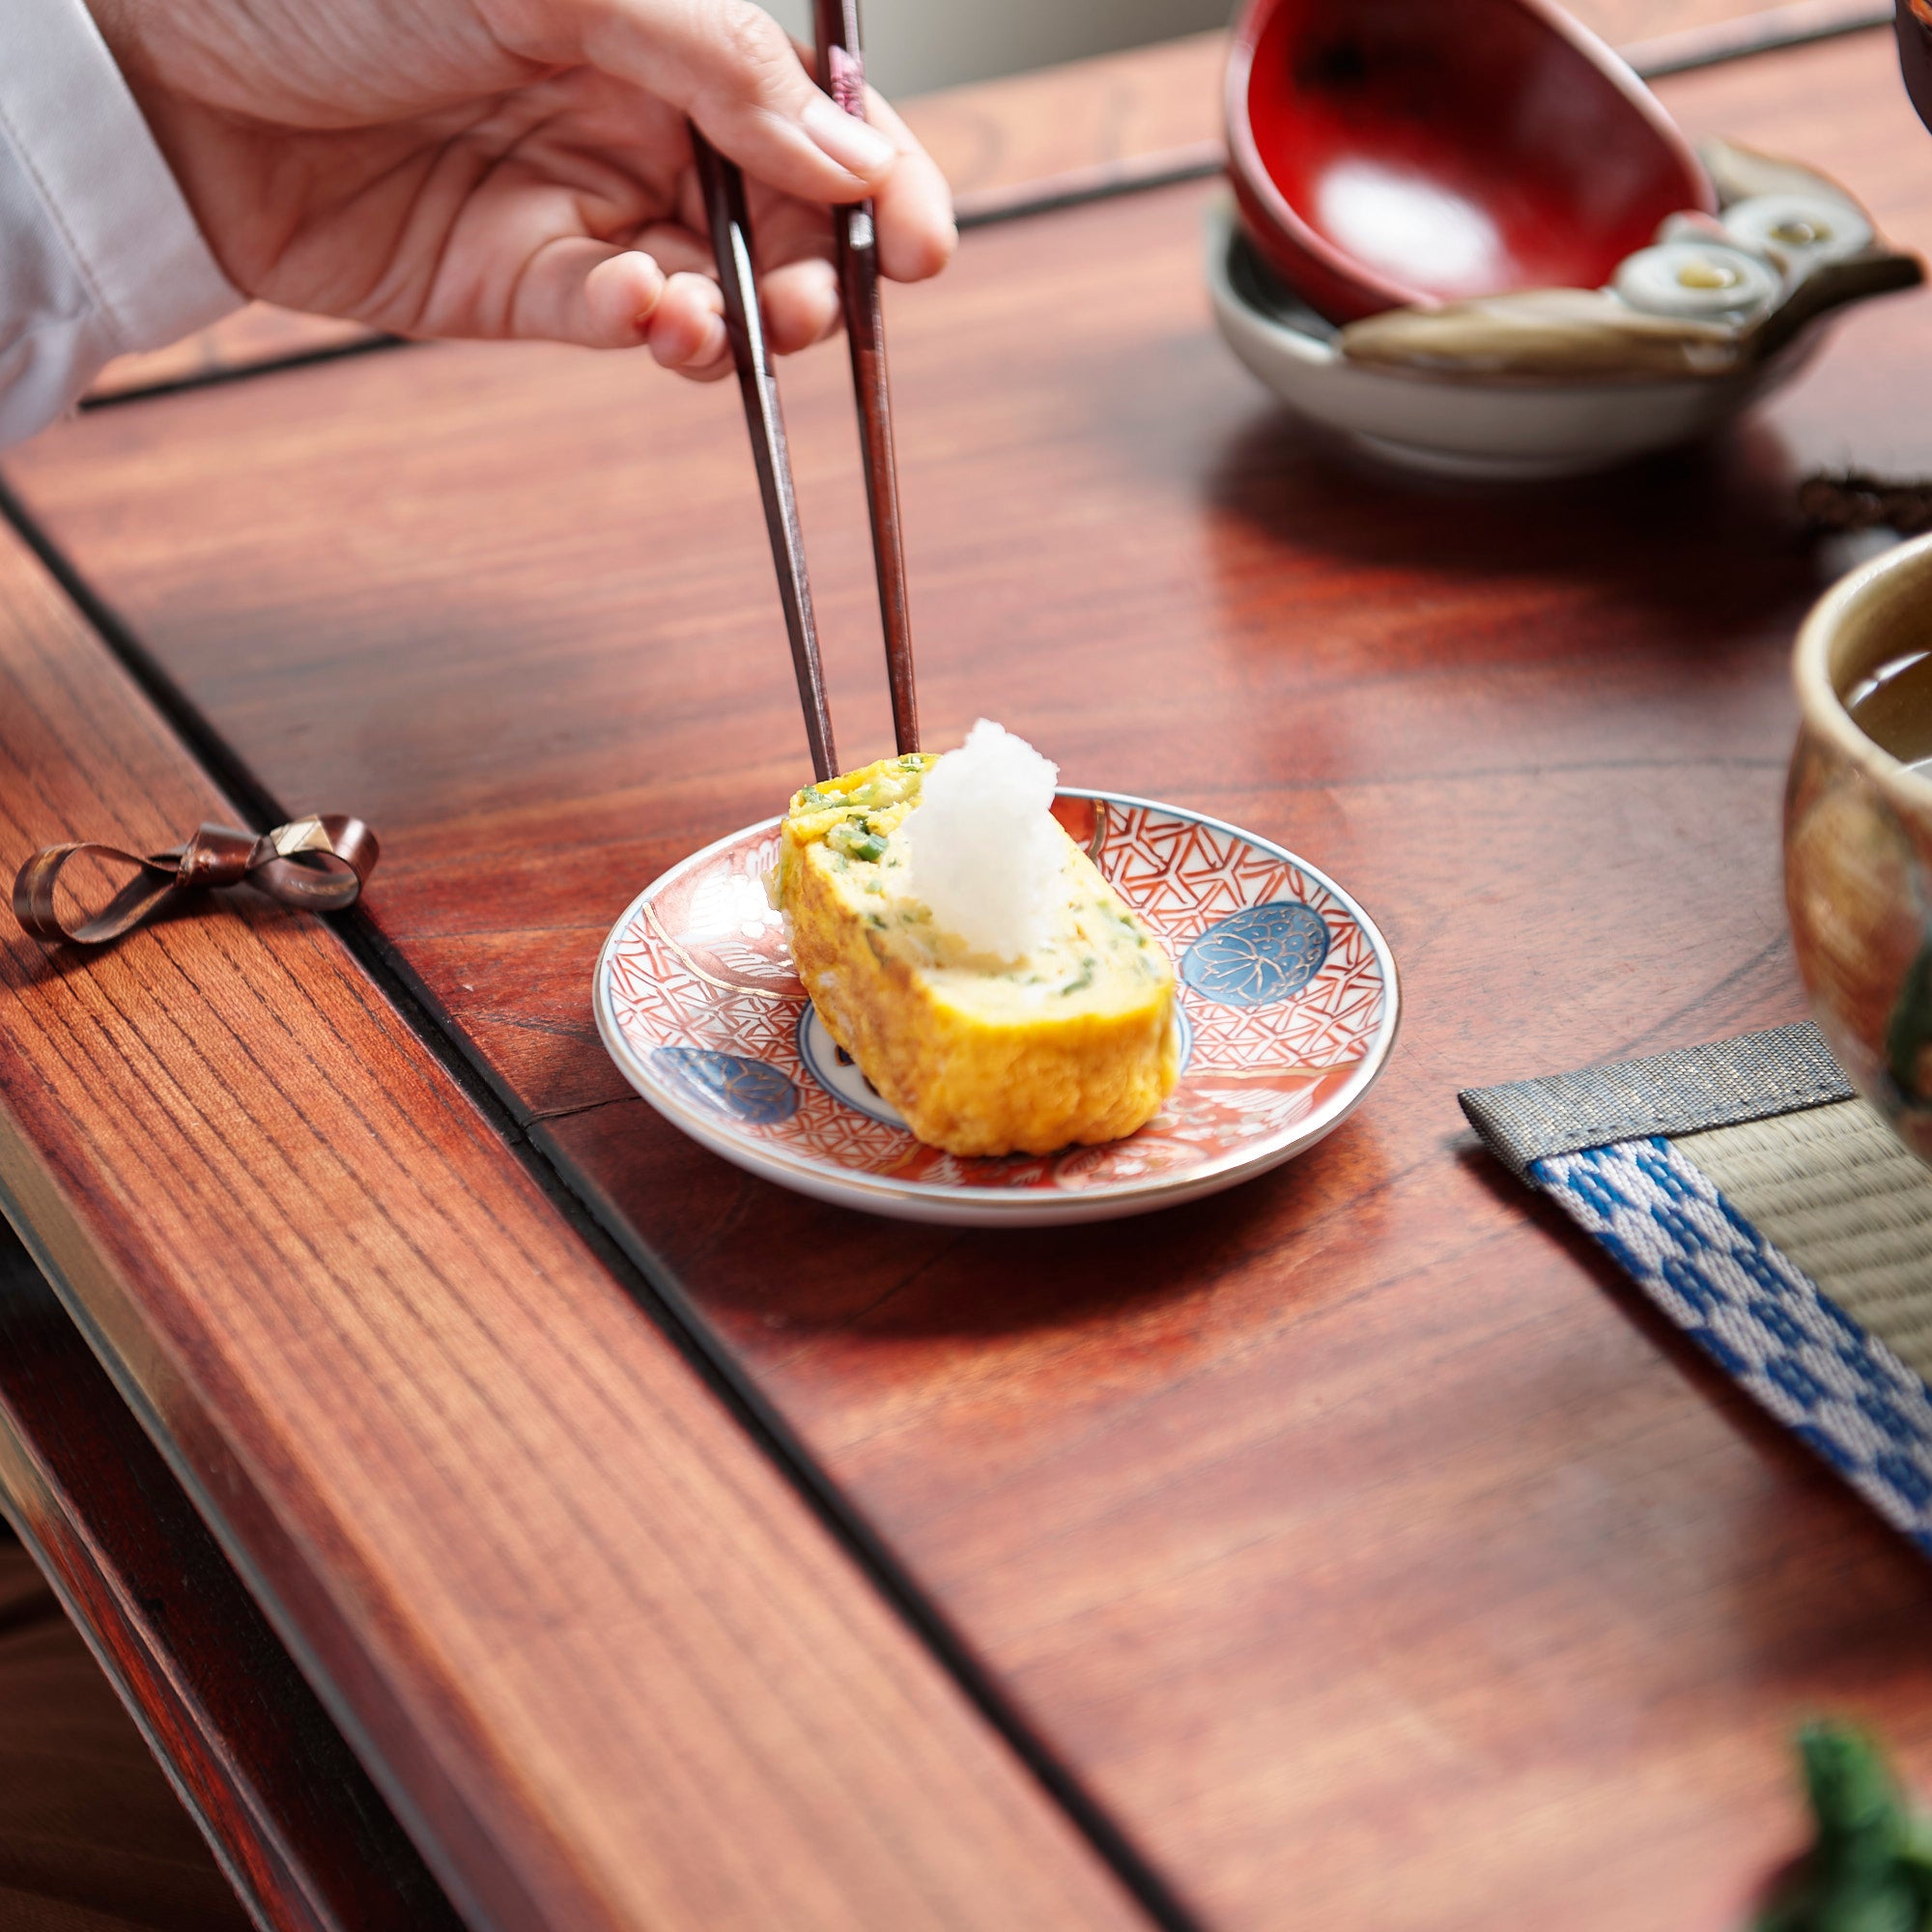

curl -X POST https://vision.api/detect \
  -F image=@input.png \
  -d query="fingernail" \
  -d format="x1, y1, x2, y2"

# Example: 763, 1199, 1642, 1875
803, 93, 895, 178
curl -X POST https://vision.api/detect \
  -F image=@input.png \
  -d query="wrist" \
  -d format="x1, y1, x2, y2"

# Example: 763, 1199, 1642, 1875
0, 0, 240, 396
76, 0, 150, 93
74, 0, 235, 290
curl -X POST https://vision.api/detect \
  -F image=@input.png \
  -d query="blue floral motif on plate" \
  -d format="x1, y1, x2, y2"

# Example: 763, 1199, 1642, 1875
597, 790, 1398, 1223
1180, 901, 1330, 1007
652, 1047, 797, 1123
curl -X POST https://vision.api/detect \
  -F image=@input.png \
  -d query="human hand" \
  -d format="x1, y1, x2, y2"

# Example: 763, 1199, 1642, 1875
82, 0, 955, 380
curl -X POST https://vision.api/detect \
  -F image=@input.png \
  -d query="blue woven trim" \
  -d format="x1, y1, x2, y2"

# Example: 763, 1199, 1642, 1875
1533, 1137, 1932, 1553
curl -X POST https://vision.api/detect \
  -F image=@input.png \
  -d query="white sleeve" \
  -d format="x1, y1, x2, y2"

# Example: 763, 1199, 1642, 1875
0, 0, 241, 448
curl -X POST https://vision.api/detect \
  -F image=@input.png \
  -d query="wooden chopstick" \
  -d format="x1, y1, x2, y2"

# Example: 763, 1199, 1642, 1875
690, 126, 840, 782
813, 0, 920, 757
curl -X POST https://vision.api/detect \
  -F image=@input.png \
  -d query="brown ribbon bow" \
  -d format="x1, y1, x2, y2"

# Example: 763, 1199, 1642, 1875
13, 814, 379, 947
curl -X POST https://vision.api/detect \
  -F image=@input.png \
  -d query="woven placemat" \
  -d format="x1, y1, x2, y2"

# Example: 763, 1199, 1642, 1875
1463, 1023, 1932, 1554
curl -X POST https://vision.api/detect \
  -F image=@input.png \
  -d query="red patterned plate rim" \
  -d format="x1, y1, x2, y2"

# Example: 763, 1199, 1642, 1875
593, 789, 1402, 1224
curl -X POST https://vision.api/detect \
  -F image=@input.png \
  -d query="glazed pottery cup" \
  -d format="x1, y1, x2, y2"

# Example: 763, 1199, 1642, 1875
1786, 531, 1932, 1162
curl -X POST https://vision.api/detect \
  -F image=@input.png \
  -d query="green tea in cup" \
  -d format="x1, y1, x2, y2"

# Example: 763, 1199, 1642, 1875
1846, 647, 1932, 776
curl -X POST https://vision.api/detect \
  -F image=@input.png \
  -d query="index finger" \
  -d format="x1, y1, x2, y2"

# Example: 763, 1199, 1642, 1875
853, 85, 955, 284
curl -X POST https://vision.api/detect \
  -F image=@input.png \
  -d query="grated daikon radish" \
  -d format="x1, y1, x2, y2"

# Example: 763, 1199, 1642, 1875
898, 720, 1063, 961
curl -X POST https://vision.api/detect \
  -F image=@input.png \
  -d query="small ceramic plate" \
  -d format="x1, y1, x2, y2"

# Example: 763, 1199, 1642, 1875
594, 790, 1400, 1225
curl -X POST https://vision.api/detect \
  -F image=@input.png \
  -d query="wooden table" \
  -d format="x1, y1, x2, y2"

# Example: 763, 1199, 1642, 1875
3, 7, 1931, 1928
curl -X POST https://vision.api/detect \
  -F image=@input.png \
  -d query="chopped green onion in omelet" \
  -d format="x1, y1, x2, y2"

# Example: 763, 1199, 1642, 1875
776, 725, 1179, 1157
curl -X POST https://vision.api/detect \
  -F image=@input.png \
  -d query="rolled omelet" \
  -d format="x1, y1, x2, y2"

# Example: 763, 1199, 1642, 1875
777, 753, 1179, 1156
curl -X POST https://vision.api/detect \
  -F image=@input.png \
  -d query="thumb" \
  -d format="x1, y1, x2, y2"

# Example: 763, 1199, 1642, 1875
570, 0, 898, 202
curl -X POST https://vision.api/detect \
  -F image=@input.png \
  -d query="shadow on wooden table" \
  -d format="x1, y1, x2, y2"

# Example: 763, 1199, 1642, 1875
550, 1095, 1392, 1345
1458, 1135, 1889, 1481
1199, 410, 1820, 636
1454, 1135, 1932, 1678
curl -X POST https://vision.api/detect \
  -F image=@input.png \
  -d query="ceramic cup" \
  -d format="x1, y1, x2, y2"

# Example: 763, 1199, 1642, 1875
1786, 531, 1932, 1161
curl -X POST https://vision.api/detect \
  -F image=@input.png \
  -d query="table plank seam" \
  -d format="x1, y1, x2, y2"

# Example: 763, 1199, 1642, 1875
0, 1236, 462, 1932
0, 479, 1207, 1932
68, 927, 989, 1902
1624, 0, 1891, 76
177, 937, 1068, 1926
76, 330, 407, 414
56, 8, 1899, 412
10, 25, 1932, 1925
0, 1222, 469, 1932
0, 1510, 333, 1932
0, 1155, 557, 1932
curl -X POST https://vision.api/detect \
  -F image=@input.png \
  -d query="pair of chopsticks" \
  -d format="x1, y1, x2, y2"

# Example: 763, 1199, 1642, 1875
690, 0, 916, 783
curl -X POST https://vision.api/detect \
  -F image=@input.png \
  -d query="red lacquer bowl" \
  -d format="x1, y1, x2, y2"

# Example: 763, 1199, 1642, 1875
1226, 0, 1716, 323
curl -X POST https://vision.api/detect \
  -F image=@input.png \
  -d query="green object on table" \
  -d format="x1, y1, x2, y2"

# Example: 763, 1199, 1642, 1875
1757, 1725, 1932, 1932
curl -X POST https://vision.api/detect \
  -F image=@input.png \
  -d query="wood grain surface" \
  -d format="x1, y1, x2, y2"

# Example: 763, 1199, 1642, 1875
0, 1225, 463, 1932
85, 308, 384, 406
914, 0, 1893, 208
0, 521, 1146, 1932
1591, 0, 1889, 51
14, 20, 1932, 1932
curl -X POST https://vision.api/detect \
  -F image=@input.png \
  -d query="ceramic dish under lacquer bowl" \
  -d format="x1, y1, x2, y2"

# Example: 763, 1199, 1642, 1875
594, 791, 1399, 1225
1208, 136, 1921, 479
